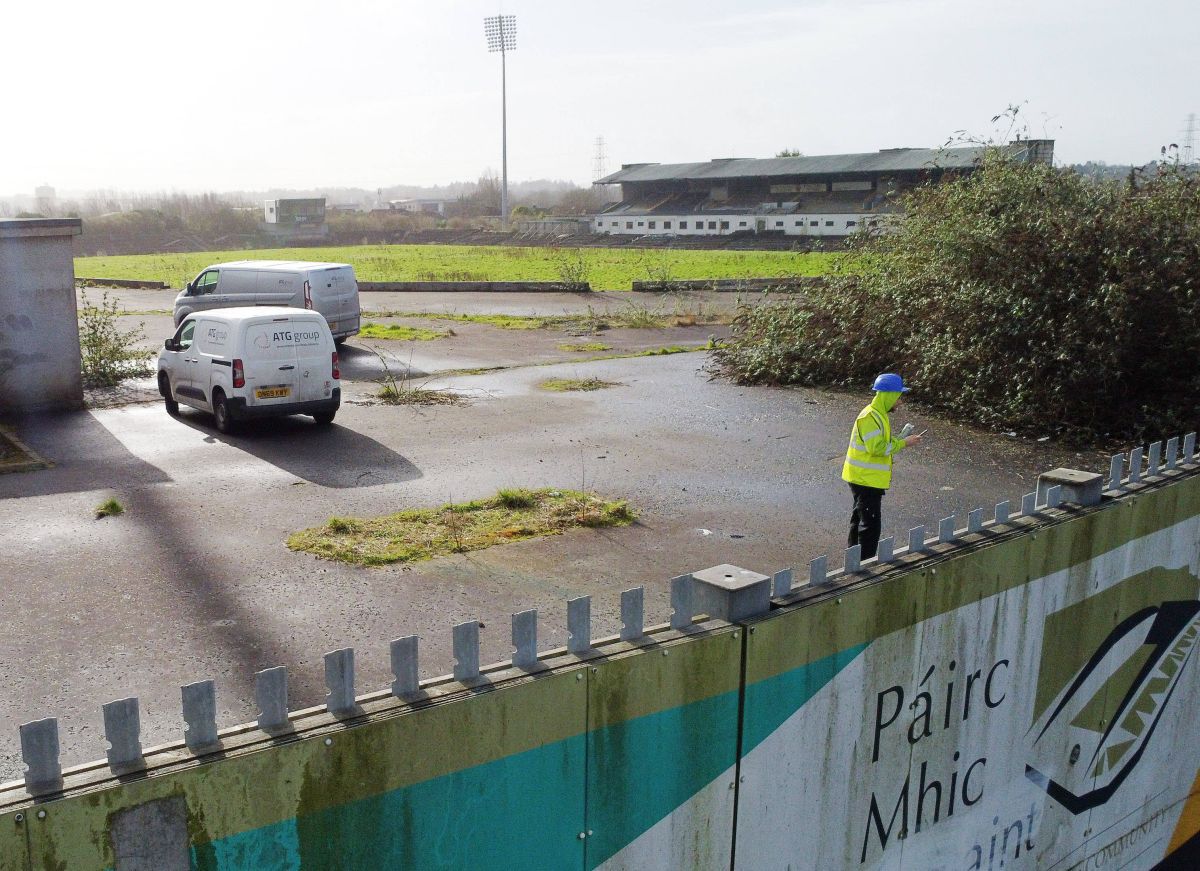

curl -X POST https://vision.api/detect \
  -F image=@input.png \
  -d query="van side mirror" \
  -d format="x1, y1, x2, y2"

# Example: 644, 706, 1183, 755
165, 338, 178, 351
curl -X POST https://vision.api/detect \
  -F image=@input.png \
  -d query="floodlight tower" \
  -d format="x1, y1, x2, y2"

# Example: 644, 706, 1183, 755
483, 14, 517, 224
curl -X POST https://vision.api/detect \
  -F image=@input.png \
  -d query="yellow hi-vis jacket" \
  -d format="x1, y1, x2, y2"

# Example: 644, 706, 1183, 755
841, 391, 907, 490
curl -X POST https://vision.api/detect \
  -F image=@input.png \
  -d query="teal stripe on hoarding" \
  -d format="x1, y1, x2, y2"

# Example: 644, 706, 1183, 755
585, 689, 741, 869
741, 644, 870, 756
188, 734, 586, 870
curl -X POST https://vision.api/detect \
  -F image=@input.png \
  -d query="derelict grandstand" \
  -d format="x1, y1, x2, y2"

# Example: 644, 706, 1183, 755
591, 139, 1053, 238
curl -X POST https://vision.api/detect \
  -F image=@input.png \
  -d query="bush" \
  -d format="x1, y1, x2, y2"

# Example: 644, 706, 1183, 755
709, 153, 1200, 443
78, 289, 151, 388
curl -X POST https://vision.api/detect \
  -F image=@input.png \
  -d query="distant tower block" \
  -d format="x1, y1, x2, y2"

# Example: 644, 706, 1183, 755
1184, 113, 1197, 165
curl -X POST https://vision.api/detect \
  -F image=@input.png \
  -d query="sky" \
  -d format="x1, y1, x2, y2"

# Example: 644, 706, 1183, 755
4, 0, 1197, 197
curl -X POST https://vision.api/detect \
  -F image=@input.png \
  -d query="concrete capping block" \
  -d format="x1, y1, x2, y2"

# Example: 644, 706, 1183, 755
691, 564, 770, 622
619, 588, 644, 641
808, 555, 828, 586
567, 596, 591, 654
877, 537, 894, 564
390, 636, 419, 696
452, 621, 481, 681
1037, 468, 1102, 508
908, 526, 926, 553
19, 718, 62, 796
967, 509, 984, 533
670, 574, 694, 630
181, 681, 218, 749
512, 609, 538, 669
103, 697, 143, 770
255, 667, 289, 732
324, 648, 356, 714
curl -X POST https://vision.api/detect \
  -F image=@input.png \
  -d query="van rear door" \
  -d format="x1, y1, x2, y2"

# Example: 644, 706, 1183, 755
309, 266, 360, 338
290, 315, 336, 403
241, 315, 302, 408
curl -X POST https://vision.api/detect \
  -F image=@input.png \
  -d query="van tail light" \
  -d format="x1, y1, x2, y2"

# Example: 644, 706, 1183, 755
332, 351, 340, 380
232, 359, 245, 388
303, 280, 313, 309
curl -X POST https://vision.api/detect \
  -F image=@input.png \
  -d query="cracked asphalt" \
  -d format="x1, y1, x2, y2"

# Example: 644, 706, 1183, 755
0, 289, 1108, 782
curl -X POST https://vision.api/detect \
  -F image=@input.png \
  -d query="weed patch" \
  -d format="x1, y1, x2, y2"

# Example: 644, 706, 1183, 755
557, 342, 612, 352
358, 322, 449, 341
95, 498, 124, 519
539, 377, 622, 392
287, 488, 637, 566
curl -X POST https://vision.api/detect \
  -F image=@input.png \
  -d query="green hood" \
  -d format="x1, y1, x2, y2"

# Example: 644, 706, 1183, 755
871, 391, 901, 414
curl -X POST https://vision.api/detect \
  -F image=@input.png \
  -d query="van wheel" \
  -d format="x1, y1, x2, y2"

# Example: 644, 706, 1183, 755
312, 411, 336, 426
159, 373, 179, 416
213, 391, 236, 434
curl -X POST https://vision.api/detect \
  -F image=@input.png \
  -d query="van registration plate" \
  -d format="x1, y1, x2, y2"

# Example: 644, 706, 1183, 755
255, 387, 290, 399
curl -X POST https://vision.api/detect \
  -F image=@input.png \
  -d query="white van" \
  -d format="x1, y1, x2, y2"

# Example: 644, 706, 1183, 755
173, 260, 361, 344
158, 307, 341, 433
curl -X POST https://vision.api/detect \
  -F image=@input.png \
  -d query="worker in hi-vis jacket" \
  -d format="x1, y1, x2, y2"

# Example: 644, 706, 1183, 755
841, 373, 924, 559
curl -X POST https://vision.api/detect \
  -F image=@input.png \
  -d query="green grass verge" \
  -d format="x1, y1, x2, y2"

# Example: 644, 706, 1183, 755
287, 488, 635, 566
358, 322, 449, 341
75, 244, 839, 291
557, 342, 612, 352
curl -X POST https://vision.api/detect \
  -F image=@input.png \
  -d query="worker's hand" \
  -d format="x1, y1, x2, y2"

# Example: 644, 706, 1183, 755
904, 433, 924, 447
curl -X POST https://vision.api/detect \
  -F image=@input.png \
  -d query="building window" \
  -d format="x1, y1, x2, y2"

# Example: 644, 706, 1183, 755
708, 221, 717, 230
649, 221, 656, 229
680, 221, 688, 229
846, 220, 857, 227
664, 221, 672, 229
775, 221, 784, 228
825, 220, 834, 226
637, 221, 644, 227
626, 222, 633, 229
794, 220, 802, 226
739, 221, 747, 227
719, 221, 729, 230
612, 222, 618, 227
810, 220, 819, 226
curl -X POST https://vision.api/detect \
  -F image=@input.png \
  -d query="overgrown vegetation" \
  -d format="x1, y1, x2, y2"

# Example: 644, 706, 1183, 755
557, 342, 612, 352
710, 152, 1200, 443
76, 244, 831, 291
95, 498, 124, 519
539, 377, 623, 392
78, 290, 151, 387
287, 488, 636, 566
357, 322, 449, 341
366, 344, 466, 406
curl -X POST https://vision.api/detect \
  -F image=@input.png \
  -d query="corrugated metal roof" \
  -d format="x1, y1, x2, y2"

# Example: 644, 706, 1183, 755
594, 144, 1018, 185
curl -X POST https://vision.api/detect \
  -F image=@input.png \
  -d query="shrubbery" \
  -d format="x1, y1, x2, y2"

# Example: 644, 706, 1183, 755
709, 153, 1200, 443
78, 290, 151, 388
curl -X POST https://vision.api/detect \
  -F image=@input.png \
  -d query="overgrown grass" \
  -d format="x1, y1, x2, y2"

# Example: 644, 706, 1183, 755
557, 342, 612, 352
362, 300, 726, 333
287, 488, 636, 566
377, 383, 466, 406
358, 322, 449, 341
75, 244, 837, 291
540, 378, 623, 392
95, 498, 124, 518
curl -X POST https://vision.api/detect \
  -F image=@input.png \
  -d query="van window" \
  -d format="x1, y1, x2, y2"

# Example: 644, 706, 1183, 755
194, 270, 219, 295
176, 321, 196, 351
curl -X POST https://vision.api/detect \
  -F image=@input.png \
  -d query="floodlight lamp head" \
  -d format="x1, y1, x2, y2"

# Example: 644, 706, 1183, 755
483, 15, 517, 52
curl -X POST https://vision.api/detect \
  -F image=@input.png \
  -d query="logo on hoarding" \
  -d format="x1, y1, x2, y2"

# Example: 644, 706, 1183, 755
1025, 567, 1200, 815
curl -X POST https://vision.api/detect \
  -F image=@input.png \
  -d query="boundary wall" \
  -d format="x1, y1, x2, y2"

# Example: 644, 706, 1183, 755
3, 440, 1200, 869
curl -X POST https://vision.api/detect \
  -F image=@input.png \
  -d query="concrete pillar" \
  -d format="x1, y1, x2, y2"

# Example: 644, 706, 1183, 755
1036, 468, 1103, 507
691, 564, 771, 623
0, 218, 84, 412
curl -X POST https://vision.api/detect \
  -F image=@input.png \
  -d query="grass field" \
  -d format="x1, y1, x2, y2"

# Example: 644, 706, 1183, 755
74, 244, 838, 291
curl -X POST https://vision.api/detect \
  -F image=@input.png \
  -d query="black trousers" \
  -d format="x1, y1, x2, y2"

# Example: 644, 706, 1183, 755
848, 483, 886, 559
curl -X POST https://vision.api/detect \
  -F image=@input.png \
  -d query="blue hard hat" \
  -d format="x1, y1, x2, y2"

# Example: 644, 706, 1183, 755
872, 373, 910, 393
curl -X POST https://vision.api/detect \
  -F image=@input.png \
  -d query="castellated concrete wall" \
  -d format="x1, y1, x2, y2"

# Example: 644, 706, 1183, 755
0, 219, 83, 412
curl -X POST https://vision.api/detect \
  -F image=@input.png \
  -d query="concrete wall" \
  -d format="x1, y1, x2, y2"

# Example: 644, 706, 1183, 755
0, 219, 83, 412
3, 445, 1200, 869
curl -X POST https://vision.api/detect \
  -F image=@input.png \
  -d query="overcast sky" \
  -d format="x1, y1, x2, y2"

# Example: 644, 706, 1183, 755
5, 0, 1196, 197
